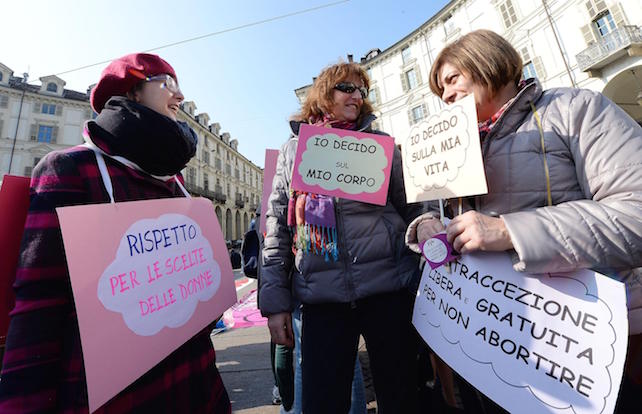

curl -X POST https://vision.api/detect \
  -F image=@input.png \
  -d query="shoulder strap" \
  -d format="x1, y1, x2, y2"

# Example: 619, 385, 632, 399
530, 102, 553, 207
93, 149, 115, 204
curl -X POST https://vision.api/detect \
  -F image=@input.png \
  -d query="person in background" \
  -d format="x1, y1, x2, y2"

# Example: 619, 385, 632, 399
260, 61, 423, 414
245, 207, 295, 412
407, 29, 642, 413
0, 53, 231, 413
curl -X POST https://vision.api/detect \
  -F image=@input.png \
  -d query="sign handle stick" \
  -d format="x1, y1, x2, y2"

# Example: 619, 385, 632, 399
438, 198, 453, 273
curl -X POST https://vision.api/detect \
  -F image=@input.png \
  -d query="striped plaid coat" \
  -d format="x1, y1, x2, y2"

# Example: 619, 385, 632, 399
0, 144, 231, 413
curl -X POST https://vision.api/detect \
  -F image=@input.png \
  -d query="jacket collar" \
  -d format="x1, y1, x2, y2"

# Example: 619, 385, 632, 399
485, 78, 543, 142
289, 113, 378, 136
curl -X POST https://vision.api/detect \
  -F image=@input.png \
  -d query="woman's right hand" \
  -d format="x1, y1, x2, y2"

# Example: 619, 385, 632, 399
405, 213, 445, 254
267, 312, 294, 347
418, 217, 446, 244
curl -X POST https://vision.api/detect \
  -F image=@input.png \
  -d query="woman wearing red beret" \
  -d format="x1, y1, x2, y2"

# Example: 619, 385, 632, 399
0, 53, 231, 413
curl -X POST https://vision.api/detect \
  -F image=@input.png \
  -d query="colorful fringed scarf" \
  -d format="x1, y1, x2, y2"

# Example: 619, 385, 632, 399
288, 115, 357, 261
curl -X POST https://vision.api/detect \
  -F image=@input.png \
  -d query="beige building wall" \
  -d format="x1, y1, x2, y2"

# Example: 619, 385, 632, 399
295, 0, 642, 142
0, 64, 263, 241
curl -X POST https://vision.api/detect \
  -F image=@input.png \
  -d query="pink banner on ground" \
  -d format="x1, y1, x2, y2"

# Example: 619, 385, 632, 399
291, 124, 394, 206
260, 149, 279, 234
57, 197, 236, 413
223, 289, 267, 329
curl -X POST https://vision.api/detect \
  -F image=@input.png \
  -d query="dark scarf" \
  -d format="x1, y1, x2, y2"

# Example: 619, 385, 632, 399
87, 96, 197, 176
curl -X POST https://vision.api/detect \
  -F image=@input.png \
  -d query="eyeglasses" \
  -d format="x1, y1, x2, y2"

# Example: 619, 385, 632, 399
334, 82, 368, 99
145, 74, 181, 95
128, 68, 181, 95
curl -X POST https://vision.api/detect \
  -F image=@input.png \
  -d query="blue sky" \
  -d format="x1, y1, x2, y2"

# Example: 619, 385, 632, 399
1, 0, 450, 167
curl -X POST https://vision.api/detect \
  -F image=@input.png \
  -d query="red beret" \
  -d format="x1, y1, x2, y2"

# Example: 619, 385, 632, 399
90, 53, 177, 113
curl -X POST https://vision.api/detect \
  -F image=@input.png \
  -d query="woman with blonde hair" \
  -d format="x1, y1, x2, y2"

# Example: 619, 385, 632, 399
260, 62, 423, 413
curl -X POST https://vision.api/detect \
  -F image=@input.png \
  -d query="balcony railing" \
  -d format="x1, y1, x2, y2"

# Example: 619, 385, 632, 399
576, 25, 642, 72
184, 182, 227, 204
235, 194, 245, 208
184, 182, 203, 196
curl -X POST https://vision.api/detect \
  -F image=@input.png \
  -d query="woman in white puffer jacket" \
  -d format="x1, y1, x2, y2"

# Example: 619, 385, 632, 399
407, 29, 642, 413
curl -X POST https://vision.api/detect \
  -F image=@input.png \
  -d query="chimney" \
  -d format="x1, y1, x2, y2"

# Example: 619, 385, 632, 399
347, 54, 353, 62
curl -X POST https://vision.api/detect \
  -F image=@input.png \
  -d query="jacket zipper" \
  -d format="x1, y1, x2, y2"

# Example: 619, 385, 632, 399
335, 197, 357, 308
476, 81, 538, 212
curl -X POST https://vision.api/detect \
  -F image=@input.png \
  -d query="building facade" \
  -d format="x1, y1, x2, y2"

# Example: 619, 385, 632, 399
179, 100, 263, 242
0, 63, 262, 241
295, 0, 642, 143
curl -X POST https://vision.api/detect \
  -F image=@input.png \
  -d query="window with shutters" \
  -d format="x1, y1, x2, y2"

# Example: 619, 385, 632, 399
226, 163, 231, 175
187, 167, 196, 184
498, 0, 518, 29
519, 46, 545, 80
203, 173, 209, 190
0, 94, 8, 108
202, 149, 210, 165
580, 3, 628, 46
410, 104, 427, 125
367, 87, 380, 105
33, 157, 41, 166
403, 68, 420, 91
42, 103, 56, 115
0, 119, 4, 136
585, 0, 608, 19
443, 14, 457, 37
227, 183, 231, 197
215, 158, 222, 171
594, 11, 617, 37
235, 168, 240, 179
401, 47, 412, 64
37, 125, 54, 143
523, 62, 537, 80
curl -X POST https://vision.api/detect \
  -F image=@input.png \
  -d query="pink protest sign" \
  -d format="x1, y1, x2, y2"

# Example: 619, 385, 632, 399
56, 197, 236, 413
260, 149, 279, 234
0, 175, 30, 342
291, 124, 395, 206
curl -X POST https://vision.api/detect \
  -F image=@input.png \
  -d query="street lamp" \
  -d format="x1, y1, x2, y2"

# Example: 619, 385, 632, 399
7, 73, 29, 175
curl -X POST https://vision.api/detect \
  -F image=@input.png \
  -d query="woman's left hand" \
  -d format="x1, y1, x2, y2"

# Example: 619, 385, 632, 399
446, 211, 513, 254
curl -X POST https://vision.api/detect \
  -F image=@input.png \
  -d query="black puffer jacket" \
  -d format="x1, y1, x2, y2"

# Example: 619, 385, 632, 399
259, 115, 423, 316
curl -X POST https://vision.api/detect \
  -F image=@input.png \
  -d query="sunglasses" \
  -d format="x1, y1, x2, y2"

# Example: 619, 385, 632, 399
146, 74, 181, 95
334, 82, 368, 99
128, 69, 181, 95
